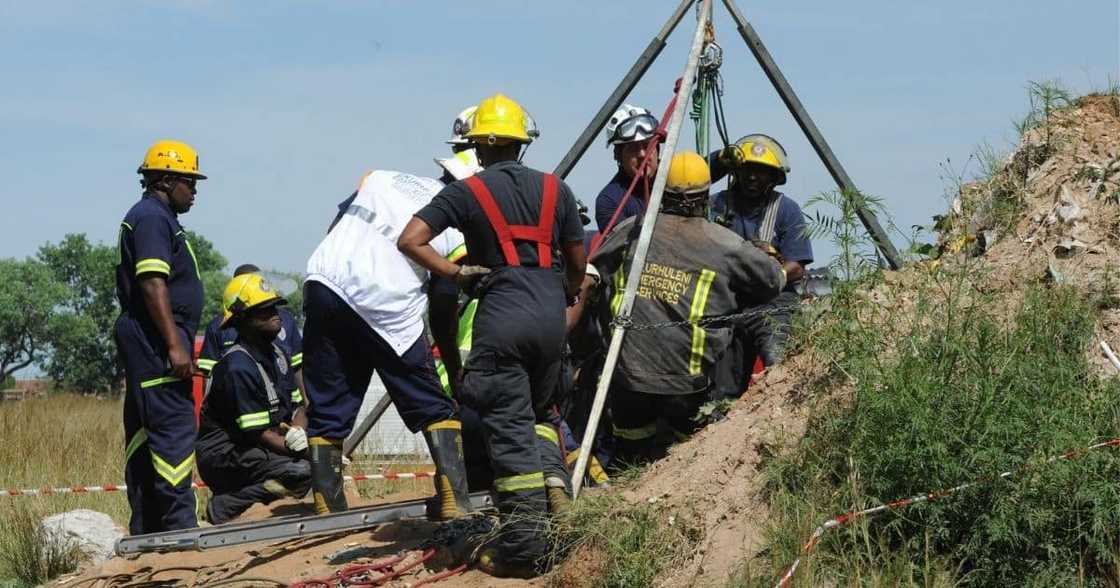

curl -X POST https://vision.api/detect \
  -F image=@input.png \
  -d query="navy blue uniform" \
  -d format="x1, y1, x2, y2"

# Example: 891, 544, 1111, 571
196, 341, 310, 524
114, 194, 204, 534
197, 309, 304, 404
416, 160, 583, 568
594, 171, 645, 233
711, 189, 813, 391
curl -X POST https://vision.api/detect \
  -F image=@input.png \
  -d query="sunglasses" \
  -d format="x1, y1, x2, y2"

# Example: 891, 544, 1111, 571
614, 114, 659, 143
174, 176, 197, 189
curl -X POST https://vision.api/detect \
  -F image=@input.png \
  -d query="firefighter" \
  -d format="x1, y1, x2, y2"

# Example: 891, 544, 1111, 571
114, 139, 206, 534
302, 158, 472, 521
196, 274, 311, 524
399, 93, 586, 578
712, 134, 813, 373
594, 104, 660, 230
590, 151, 786, 463
197, 264, 305, 407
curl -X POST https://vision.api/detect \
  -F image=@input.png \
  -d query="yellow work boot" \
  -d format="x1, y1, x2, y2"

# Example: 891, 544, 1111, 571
423, 420, 473, 520
476, 547, 538, 579
308, 437, 347, 514
545, 477, 571, 515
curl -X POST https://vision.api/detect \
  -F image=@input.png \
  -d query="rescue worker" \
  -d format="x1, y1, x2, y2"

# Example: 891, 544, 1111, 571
197, 264, 305, 406
590, 151, 786, 463
196, 274, 311, 524
712, 134, 813, 371
114, 139, 206, 534
594, 104, 660, 231
399, 93, 586, 578
302, 156, 472, 522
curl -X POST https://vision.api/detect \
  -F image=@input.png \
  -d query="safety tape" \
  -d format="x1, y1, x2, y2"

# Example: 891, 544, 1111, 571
0, 471, 437, 498
774, 438, 1120, 588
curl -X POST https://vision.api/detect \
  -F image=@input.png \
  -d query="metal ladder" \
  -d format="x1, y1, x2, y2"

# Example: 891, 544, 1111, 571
115, 492, 493, 555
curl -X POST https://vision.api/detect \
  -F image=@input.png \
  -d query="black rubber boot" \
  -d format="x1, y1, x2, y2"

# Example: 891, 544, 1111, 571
308, 437, 347, 514
423, 420, 473, 521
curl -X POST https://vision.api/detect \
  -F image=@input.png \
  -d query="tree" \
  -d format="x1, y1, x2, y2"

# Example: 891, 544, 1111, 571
37, 231, 229, 394
0, 259, 67, 382
37, 234, 121, 393
184, 230, 229, 323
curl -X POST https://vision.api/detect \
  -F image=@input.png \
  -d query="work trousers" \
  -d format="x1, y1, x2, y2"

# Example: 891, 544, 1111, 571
196, 431, 311, 525
461, 268, 569, 568
115, 315, 198, 535
303, 281, 455, 440
711, 291, 799, 400
610, 388, 706, 466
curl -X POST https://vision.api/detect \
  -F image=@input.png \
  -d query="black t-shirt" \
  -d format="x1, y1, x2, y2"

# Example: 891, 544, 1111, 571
415, 161, 584, 271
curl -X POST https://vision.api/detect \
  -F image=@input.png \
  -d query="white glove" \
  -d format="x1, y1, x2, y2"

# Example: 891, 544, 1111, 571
284, 426, 308, 453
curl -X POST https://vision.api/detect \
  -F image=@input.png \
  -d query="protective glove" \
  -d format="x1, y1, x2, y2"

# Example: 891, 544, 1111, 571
751, 239, 785, 264
454, 265, 492, 297
284, 426, 309, 453
718, 144, 744, 169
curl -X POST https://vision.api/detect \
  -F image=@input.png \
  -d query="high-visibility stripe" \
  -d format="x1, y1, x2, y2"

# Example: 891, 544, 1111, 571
611, 268, 626, 315
613, 422, 657, 441
140, 376, 182, 389
459, 299, 478, 352
124, 429, 148, 463
178, 231, 202, 280
291, 389, 303, 404
688, 269, 717, 375
151, 452, 194, 487
494, 471, 545, 493
425, 419, 462, 432
534, 424, 559, 446
196, 359, 217, 372
566, 449, 611, 485
135, 258, 171, 276
236, 411, 271, 430
309, 436, 342, 447
445, 243, 468, 264
289, 352, 303, 367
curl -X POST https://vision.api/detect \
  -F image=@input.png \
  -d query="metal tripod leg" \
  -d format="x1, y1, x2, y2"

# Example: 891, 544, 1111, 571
721, 0, 904, 270
343, 393, 392, 458
553, 0, 696, 179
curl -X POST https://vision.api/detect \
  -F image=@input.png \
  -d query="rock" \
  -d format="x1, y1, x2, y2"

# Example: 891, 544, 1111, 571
40, 509, 123, 565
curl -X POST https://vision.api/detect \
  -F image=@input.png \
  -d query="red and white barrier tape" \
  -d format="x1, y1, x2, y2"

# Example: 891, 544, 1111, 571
0, 471, 436, 498
775, 438, 1120, 588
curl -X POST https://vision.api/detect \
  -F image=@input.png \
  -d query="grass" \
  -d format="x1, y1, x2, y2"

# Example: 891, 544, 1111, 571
0, 393, 434, 585
0, 395, 123, 586
548, 493, 703, 588
742, 268, 1120, 586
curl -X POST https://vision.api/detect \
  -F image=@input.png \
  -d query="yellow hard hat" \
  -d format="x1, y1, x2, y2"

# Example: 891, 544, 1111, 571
730, 134, 790, 180
221, 273, 286, 328
666, 151, 711, 194
465, 94, 533, 144
137, 139, 207, 179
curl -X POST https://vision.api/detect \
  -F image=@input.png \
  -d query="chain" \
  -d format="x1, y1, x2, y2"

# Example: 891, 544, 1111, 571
610, 304, 783, 332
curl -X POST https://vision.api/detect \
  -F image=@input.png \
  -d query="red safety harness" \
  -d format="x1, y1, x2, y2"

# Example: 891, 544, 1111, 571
463, 173, 559, 268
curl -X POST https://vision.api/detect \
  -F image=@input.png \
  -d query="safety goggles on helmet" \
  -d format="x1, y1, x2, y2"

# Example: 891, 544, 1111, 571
610, 113, 659, 145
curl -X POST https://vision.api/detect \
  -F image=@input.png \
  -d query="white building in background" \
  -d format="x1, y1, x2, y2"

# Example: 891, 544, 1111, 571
348, 373, 430, 458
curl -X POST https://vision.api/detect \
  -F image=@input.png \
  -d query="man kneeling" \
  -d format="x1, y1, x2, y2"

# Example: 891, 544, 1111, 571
197, 274, 311, 524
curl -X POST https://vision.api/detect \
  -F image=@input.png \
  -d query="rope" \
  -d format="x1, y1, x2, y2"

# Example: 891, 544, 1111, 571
774, 437, 1120, 587
0, 472, 435, 498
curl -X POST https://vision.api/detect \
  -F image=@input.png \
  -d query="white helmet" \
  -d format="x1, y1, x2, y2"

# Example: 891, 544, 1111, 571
447, 106, 478, 146
605, 103, 658, 146
435, 148, 483, 181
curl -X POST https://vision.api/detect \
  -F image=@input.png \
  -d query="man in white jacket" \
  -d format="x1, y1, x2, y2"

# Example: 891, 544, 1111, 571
302, 164, 474, 521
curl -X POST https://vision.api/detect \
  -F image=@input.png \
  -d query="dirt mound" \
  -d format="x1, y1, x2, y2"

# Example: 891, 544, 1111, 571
613, 93, 1120, 587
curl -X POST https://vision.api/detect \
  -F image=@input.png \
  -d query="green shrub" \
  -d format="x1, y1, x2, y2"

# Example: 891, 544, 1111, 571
757, 279, 1120, 586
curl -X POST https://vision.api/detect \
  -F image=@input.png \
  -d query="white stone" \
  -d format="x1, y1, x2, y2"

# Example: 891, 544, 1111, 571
40, 509, 124, 565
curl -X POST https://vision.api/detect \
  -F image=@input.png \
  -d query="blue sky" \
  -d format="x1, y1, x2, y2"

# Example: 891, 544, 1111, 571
0, 1, 1116, 273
